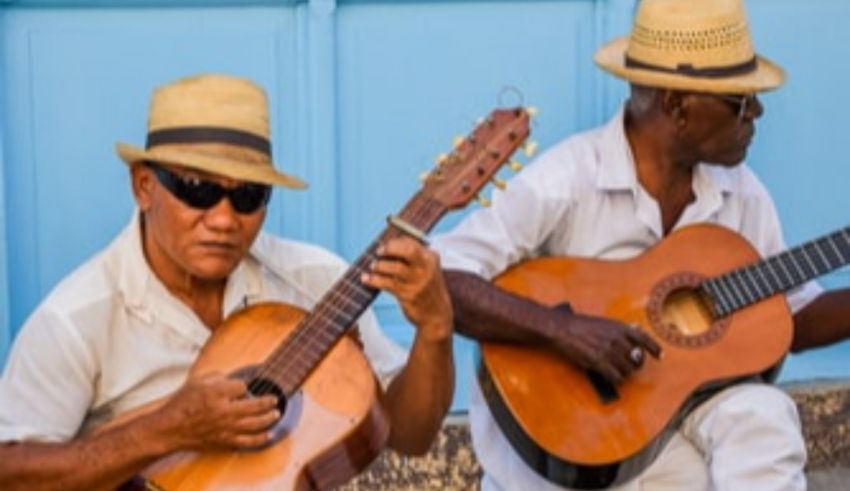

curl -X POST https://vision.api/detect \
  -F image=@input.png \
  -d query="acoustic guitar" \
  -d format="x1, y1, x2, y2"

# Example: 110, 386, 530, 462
113, 107, 532, 490
478, 222, 850, 489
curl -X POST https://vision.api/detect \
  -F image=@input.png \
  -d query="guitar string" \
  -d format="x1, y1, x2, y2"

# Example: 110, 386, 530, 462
247, 196, 443, 398
708, 227, 850, 316
246, 120, 524, 398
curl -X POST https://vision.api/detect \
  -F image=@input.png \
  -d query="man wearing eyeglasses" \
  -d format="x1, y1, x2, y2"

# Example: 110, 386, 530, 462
432, 0, 850, 490
0, 74, 455, 490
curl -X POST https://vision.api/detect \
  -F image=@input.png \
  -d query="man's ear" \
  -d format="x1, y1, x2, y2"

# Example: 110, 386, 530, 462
131, 162, 154, 212
661, 90, 688, 128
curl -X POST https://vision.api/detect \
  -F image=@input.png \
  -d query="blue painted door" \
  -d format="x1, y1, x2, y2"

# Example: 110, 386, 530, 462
1, 0, 848, 411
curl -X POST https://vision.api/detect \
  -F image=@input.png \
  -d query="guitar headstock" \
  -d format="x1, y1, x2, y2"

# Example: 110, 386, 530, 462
422, 107, 534, 210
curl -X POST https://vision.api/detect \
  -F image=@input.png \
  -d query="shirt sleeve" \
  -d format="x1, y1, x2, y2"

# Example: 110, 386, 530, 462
432, 153, 573, 280
737, 169, 823, 313
0, 306, 96, 443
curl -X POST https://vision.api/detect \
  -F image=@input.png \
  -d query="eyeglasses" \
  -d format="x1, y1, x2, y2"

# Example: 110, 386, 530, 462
713, 93, 757, 121
148, 163, 272, 214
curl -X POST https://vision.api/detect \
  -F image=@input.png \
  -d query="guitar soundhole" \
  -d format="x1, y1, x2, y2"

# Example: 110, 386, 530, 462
647, 272, 731, 348
232, 365, 288, 414
248, 377, 288, 414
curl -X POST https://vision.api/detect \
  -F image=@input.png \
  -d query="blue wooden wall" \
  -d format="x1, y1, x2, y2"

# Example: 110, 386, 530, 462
1, 0, 848, 411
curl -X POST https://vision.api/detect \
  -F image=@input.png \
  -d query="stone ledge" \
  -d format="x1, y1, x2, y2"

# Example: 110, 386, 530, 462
341, 380, 850, 490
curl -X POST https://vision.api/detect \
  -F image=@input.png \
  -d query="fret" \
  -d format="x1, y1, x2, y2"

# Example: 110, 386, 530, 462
753, 263, 776, 295
714, 276, 739, 312
784, 252, 807, 284
742, 266, 768, 298
809, 242, 834, 273
704, 280, 734, 317
258, 194, 448, 396
703, 225, 850, 318
722, 274, 747, 309
727, 270, 752, 308
772, 254, 796, 289
235, 107, 532, 398
827, 235, 846, 263
798, 246, 820, 277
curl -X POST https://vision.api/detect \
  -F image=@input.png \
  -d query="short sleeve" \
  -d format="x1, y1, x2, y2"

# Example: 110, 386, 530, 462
0, 306, 96, 442
432, 153, 573, 280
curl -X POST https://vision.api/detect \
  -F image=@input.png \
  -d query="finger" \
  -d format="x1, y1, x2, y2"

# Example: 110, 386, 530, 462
626, 328, 663, 358
233, 409, 281, 432
228, 431, 274, 449
361, 270, 401, 292
592, 362, 624, 385
209, 378, 249, 398
377, 237, 426, 264
230, 394, 279, 415
609, 352, 637, 379
369, 257, 409, 280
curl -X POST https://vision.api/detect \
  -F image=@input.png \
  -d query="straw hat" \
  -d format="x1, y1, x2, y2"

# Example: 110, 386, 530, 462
595, 0, 785, 94
116, 74, 306, 188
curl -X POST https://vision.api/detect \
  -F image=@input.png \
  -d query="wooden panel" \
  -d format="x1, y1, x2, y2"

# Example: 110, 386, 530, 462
1, 0, 849, 409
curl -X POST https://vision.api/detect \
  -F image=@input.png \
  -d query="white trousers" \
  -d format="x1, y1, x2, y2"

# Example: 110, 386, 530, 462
478, 383, 807, 491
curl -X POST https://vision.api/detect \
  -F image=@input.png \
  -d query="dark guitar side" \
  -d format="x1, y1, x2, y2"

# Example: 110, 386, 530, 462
478, 223, 793, 489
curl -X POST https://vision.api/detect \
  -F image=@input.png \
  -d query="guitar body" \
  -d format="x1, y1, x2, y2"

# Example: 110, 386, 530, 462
118, 302, 388, 491
103, 106, 535, 491
478, 224, 794, 489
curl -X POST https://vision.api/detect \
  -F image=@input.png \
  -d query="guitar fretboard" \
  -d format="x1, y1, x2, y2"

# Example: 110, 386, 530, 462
252, 193, 446, 397
700, 226, 850, 318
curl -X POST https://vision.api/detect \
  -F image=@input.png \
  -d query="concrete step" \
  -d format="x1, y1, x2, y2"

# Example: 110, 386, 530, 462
340, 380, 850, 490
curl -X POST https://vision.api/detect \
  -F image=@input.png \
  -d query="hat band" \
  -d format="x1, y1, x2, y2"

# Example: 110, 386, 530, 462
146, 127, 271, 156
624, 55, 758, 79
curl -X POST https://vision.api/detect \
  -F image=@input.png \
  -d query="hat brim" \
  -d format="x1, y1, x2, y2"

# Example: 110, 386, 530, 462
115, 142, 307, 189
595, 37, 785, 94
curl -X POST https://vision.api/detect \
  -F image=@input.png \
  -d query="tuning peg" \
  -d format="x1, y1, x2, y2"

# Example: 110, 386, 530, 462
491, 177, 507, 190
509, 160, 524, 172
477, 195, 491, 207
453, 135, 465, 148
526, 106, 540, 117
419, 171, 431, 182
435, 153, 450, 166
522, 140, 539, 157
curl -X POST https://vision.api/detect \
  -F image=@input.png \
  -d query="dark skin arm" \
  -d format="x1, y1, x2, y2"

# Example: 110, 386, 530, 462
362, 237, 455, 455
443, 269, 662, 384
0, 374, 279, 491
791, 288, 850, 352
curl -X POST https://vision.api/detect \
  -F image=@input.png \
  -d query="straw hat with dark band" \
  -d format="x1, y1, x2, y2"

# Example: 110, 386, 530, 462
595, 0, 785, 94
116, 74, 307, 189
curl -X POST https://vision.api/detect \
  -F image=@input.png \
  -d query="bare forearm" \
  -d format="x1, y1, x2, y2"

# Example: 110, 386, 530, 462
0, 413, 169, 491
444, 269, 562, 345
792, 289, 850, 352
384, 329, 454, 455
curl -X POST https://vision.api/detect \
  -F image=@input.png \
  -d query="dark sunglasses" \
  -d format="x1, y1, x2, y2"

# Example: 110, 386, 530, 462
713, 93, 757, 121
147, 163, 272, 214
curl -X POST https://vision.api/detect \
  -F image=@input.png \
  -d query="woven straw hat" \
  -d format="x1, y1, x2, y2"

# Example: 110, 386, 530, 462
595, 0, 785, 94
116, 74, 306, 188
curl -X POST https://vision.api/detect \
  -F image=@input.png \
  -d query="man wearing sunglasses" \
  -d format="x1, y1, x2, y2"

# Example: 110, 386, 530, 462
0, 74, 455, 490
432, 0, 850, 490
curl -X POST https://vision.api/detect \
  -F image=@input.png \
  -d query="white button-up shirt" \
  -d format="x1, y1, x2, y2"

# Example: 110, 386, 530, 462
0, 213, 407, 442
432, 108, 821, 491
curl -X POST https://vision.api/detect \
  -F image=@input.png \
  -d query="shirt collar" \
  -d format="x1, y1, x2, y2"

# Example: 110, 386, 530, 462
116, 210, 263, 319
594, 106, 735, 197
595, 107, 640, 191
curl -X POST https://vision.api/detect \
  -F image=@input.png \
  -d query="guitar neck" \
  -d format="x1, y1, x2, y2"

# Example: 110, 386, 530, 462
701, 226, 850, 317
255, 192, 447, 397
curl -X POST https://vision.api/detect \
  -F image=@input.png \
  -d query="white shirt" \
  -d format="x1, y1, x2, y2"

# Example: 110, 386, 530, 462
431, 108, 821, 491
0, 213, 407, 442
